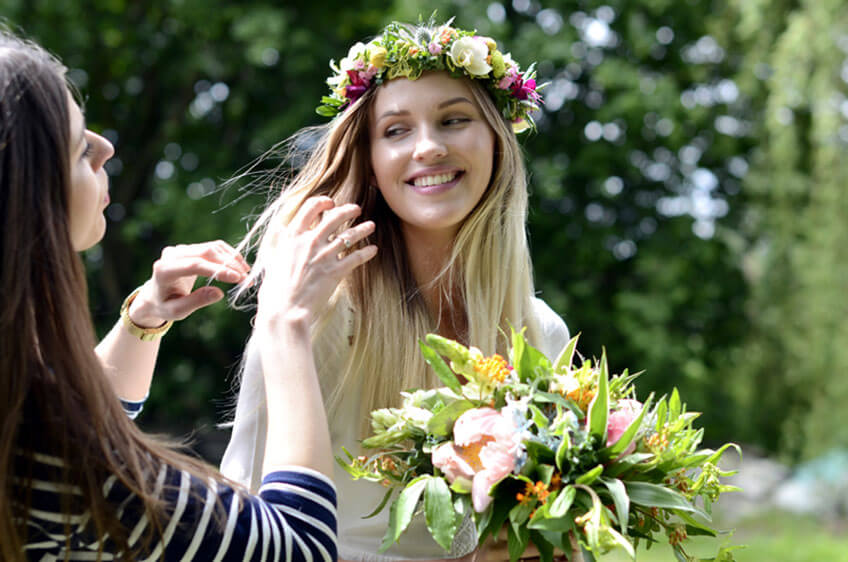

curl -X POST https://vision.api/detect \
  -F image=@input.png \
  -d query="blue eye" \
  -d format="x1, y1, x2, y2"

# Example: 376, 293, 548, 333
444, 117, 471, 126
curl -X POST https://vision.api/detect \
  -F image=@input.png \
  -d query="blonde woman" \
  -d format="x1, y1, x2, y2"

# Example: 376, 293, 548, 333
222, 20, 569, 562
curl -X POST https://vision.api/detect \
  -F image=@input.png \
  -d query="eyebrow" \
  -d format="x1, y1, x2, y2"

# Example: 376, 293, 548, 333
376, 96, 475, 122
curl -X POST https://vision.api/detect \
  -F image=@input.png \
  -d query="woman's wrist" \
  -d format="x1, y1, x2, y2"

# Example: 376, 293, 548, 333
125, 283, 167, 328
120, 287, 172, 341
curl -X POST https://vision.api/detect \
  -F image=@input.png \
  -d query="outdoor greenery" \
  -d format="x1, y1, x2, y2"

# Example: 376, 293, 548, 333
3, 0, 847, 467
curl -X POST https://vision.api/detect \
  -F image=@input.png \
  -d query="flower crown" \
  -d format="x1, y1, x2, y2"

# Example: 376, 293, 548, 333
316, 20, 544, 133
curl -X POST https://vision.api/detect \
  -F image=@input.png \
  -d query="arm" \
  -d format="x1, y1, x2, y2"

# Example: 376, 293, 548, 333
254, 196, 376, 478
96, 241, 250, 401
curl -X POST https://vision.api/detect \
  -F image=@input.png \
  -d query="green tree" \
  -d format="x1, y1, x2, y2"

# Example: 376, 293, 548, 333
727, 0, 848, 459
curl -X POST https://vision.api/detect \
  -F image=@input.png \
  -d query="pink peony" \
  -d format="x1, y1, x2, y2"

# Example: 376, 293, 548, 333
431, 408, 519, 512
606, 399, 643, 453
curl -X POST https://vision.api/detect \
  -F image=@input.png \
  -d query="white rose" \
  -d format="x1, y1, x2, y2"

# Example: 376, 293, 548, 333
449, 36, 492, 76
339, 41, 368, 72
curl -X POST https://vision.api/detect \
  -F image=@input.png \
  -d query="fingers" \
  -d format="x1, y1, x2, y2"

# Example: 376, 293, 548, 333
154, 240, 250, 285
290, 196, 335, 233
318, 220, 376, 260
156, 286, 225, 321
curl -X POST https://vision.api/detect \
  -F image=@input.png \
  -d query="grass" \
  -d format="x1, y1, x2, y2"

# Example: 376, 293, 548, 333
595, 510, 848, 561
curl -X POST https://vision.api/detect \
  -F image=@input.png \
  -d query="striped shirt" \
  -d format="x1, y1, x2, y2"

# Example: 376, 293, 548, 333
19, 450, 337, 561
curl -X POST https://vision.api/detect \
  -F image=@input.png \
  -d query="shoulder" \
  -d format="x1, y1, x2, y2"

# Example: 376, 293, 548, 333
529, 297, 570, 360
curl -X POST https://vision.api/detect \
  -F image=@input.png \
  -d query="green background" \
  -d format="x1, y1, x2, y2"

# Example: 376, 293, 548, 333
4, 2, 847, 554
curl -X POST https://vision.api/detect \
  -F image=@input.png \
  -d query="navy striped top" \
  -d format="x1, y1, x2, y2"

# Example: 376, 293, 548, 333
19, 450, 338, 561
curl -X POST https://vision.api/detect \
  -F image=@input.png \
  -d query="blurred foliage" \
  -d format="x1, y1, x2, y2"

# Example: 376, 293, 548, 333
4, 0, 846, 462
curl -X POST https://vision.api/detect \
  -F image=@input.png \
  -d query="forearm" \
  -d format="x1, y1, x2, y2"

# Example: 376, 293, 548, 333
95, 318, 161, 401
259, 311, 334, 477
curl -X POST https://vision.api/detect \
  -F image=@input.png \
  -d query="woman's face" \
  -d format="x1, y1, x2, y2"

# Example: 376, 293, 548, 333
369, 72, 496, 241
67, 92, 114, 251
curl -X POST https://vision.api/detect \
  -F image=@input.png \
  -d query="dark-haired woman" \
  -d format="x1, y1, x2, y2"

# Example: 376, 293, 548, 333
0, 28, 374, 560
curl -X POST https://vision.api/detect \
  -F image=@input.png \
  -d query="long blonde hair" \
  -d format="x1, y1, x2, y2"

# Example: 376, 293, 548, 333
236, 57, 541, 433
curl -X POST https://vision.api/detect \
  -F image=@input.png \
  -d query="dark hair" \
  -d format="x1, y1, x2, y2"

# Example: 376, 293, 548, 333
0, 28, 229, 559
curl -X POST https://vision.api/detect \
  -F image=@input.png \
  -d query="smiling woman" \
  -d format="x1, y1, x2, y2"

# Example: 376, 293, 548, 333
222, 18, 570, 562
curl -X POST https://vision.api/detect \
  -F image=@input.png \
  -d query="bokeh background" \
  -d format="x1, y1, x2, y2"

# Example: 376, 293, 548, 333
4, 0, 847, 559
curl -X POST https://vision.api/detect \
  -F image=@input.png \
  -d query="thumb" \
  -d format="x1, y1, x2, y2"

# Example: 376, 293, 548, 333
164, 286, 225, 320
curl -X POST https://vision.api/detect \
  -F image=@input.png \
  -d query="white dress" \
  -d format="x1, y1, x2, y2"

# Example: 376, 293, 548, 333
221, 297, 569, 562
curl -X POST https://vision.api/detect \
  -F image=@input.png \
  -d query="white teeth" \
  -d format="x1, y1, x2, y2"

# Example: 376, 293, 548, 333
413, 172, 458, 187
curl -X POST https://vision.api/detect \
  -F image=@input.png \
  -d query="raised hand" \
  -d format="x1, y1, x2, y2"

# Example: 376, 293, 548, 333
256, 196, 377, 327
128, 240, 251, 328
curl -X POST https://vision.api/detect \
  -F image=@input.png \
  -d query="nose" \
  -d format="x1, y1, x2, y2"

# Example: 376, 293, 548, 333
90, 131, 115, 171
412, 126, 447, 162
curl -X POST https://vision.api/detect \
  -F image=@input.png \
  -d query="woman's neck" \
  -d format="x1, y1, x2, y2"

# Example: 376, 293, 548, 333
401, 226, 468, 343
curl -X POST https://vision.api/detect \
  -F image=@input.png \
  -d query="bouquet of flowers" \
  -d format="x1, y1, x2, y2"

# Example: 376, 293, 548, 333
340, 330, 741, 561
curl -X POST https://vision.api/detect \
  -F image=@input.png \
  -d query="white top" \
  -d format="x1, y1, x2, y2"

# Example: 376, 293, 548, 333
221, 297, 569, 562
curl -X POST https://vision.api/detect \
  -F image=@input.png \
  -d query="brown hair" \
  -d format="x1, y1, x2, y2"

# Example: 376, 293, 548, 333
0, 29, 229, 559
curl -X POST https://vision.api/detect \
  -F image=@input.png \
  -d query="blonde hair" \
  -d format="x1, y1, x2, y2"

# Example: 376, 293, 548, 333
236, 64, 541, 435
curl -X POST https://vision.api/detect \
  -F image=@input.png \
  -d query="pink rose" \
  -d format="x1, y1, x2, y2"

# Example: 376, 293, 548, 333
428, 42, 442, 55
606, 399, 643, 453
431, 408, 519, 512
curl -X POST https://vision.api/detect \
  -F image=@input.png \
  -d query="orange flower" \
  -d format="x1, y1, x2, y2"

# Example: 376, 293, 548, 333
473, 354, 511, 385
566, 387, 596, 412
515, 480, 551, 505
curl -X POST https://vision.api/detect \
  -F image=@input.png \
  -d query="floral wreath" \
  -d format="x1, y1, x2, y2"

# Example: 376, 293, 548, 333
316, 19, 545, 133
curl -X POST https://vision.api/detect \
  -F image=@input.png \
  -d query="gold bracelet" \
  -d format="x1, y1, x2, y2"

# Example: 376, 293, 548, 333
120, 287, 173, 342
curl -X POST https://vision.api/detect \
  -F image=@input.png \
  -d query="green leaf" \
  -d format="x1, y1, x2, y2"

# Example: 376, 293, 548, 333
553, 333, 580, 372
420, 341, 463, 394
600, 478, 629, 534
588, 350, 609, 441
605, 453, 654, 478
548, 485, 576, 518
669, 388, 681, 421
315, 105, 338, 117
527, 491, 573, 532
507, 518, 530, 562
362, 428, 410, 449
530, 530, 555, 562
512, 326, 551, 383
529, 404, 550, 430
427, 399, 475, 437
509, 499, 535, 530
379, 476, 430, 552
424, 477, 457, 551
525, 440, 556, 465
363, 487, 394, 519
625, 481, 709, 516
575, 464, 604, 485
654, 398, 668, 433
555, 431, 572, 471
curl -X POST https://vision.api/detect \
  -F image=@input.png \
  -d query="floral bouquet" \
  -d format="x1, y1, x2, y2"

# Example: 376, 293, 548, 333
340, 330, 741, 561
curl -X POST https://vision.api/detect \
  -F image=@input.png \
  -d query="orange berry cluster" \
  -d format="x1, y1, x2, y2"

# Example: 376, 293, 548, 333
515, 480, 551, 505
644, 431, 670, 453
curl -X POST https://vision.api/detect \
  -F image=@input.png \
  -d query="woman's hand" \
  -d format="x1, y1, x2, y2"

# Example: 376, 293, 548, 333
128, 240, 250, 328
256, 196, 376, 477
256, 196, 377, 327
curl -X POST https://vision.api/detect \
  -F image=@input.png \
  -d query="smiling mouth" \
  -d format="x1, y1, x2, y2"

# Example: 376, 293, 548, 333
409, 171, 463, 187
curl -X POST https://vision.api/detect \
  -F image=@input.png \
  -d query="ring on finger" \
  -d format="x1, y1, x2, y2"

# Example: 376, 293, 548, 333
340, 237, 352, 249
